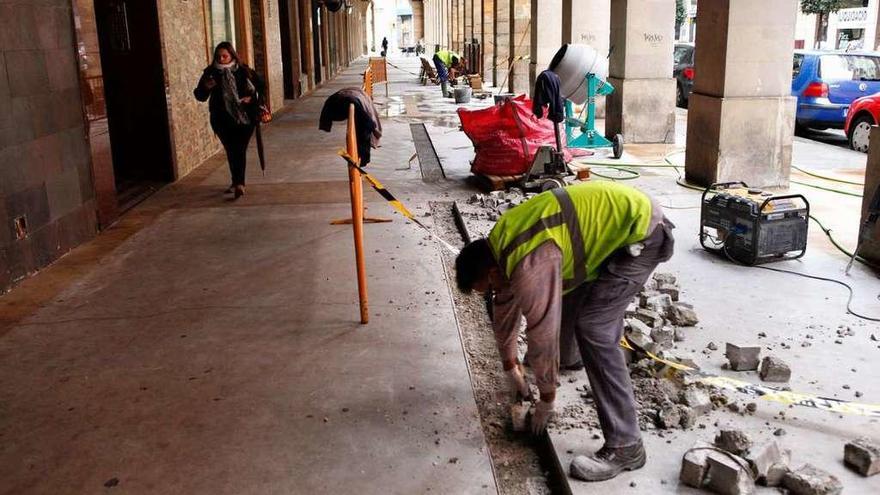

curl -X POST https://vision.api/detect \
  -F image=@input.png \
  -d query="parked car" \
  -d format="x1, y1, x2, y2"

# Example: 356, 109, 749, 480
674, 43, 695, 107
792, 50, 880, 131
844, 92, 880, 152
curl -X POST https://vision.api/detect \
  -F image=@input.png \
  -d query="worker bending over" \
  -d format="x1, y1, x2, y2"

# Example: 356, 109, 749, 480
432, 49, 465, 97
455, 181, 675, 482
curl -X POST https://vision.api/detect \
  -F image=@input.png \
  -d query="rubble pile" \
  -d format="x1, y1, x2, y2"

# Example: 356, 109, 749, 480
624, 272, 699, 355
679, 429, 859, 495
466, 189, 534, 221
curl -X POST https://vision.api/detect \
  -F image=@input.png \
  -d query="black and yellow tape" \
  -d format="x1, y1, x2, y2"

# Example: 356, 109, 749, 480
338, 151, 461, 254
621, 337, 880, 418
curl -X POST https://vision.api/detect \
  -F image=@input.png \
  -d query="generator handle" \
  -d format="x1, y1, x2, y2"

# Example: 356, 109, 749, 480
757, 193, 810, 217
701, 181, 750, 204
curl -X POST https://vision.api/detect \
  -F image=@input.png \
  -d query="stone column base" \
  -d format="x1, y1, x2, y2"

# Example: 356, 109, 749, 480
860, 128, 880, 264
684, 93, 796, 189
605, 77, 676, 144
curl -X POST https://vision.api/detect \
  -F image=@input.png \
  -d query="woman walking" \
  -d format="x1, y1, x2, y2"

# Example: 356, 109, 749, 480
194, 42, 265, 199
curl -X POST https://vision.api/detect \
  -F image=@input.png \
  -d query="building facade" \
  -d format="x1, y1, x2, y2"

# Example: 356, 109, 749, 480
795, 0, 880, 50
1, 0, 369, 293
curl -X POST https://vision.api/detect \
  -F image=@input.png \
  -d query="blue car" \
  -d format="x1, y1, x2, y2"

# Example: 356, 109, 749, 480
792, 50, 880, 130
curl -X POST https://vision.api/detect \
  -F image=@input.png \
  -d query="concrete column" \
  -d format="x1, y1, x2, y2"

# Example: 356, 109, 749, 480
483, 0, 495, 83
861, 127, 880, 264
464, 0, 473, 46
495, 0, 509, 87
413, 0, 425, 42
529, 0, 562, 91
684, 0, 797, 188
474, 0, 484, 73
606, 0, 676, 143
509, 0, 530, 93
564, 0, 610, 114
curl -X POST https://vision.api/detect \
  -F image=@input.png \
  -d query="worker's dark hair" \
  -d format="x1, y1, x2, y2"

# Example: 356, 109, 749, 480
455, 238, 496, 293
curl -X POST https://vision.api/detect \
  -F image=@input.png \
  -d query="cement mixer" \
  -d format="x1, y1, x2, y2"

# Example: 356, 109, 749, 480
549, 44, 623, 159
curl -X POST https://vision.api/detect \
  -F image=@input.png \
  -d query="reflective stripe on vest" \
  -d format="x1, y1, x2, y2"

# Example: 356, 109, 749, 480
489, 181, 653, 294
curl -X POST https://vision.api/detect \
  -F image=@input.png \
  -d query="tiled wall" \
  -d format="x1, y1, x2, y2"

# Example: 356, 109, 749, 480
0, 0, 97, 292
157, 0, 222, 179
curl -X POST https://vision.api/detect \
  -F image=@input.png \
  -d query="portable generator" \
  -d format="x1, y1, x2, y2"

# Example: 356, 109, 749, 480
700, 182, 810, 265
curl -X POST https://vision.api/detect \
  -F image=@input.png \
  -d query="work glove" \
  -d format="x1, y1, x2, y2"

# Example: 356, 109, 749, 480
505, 364, 532, 403
530, 400, 555, 436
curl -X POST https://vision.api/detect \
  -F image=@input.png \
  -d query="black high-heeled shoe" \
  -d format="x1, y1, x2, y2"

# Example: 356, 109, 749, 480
233, 185, 245, 200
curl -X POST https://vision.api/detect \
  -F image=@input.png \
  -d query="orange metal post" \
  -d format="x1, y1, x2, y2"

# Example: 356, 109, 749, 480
346, 104, 369, 324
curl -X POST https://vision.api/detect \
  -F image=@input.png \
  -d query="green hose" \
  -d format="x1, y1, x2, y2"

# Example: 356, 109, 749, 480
791, 164, 864, 186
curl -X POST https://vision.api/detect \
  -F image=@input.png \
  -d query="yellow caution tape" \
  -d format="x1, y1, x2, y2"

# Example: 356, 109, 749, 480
338, 151, 461, 254
621, 337, 880, 418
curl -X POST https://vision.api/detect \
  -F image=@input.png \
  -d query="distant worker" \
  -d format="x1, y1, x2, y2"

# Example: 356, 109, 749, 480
454, 181, 675, 482
381, 37, 389, 57
432, 49, 465, 98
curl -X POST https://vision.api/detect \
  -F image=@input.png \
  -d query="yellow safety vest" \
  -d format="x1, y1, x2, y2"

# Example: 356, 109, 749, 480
488, 181, 653, 293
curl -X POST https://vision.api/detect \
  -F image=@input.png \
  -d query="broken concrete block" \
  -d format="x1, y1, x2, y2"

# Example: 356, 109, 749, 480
653, 272, 677, 286
844, 437, 880, 477
678, 405, 697, 429
680, 440, 713, 488
764, 462, 790, 487
715, 429, 753, 456
625, 317, 652, 336
674, 327, 687, 342
666, 302, 699, 326
651, 325, 675, 350
656, 402, 682, 429
705, 450, 756, 495
658, 283, 680, 301
783, 464, 843, 495
745, 440, 783, 481
725, 344, 761, 371
645, 293, 674, 313
624, 326, 655, 353
633, 308, 666, 329
638, 290, 661, 308
681, 386, 712, 415
759, 356, 791, 382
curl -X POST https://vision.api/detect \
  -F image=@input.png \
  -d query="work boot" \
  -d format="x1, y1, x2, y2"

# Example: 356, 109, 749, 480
569, 441, 646, 482
441, 81, 450, 98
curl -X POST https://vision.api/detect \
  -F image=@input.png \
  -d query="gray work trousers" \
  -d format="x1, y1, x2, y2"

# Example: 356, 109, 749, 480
559, 220, 675, 447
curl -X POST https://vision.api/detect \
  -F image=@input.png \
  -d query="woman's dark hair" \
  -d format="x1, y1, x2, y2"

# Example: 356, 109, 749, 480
455, 239, 496, 293
213, 42, 240, 65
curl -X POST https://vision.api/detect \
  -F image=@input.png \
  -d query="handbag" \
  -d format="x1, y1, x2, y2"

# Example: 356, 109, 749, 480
259, 104, 272, 124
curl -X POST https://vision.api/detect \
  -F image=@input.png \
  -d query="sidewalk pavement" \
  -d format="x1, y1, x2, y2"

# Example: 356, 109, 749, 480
0, 56, 497, 495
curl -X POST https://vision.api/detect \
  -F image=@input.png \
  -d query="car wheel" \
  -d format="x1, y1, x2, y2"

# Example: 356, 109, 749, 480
676, 84, 685, 108
848, 115, 874, 152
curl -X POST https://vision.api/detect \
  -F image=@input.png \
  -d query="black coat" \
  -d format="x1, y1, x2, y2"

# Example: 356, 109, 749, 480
194, 64, 265, 130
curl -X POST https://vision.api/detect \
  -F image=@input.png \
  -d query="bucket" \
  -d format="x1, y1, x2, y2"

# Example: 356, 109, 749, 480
454, 87, 472, 104
494, 93, 514, 105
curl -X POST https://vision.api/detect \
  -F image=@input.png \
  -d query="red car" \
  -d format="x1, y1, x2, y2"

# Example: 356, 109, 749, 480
845, 92, 880, 152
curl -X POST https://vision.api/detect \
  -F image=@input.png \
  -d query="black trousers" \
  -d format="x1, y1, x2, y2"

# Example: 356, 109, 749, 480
214, 122, 254, 186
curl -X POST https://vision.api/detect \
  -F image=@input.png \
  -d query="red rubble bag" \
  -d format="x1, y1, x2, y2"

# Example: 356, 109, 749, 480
457, 95, 571, 176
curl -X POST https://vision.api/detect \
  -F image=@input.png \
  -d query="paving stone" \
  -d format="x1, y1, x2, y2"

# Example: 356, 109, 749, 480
645, 293, 674, 313
653, 272, 677, 285
705, 450, 756, 495
715, 429, 753, 456
651, 325, 675, 349
725, 343, 761, 371
633, 308, 665, 328
666, 302, 699, 326
764, 462, 790, 487
657, 282, 680, 301
759, 356, 791, 382
680, 440, 713, 488
745, 440, 783, 481
656, 402, 681, 429
681, 386, 712, 415
844, 437, 880, 477
783, 464, 843, 495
